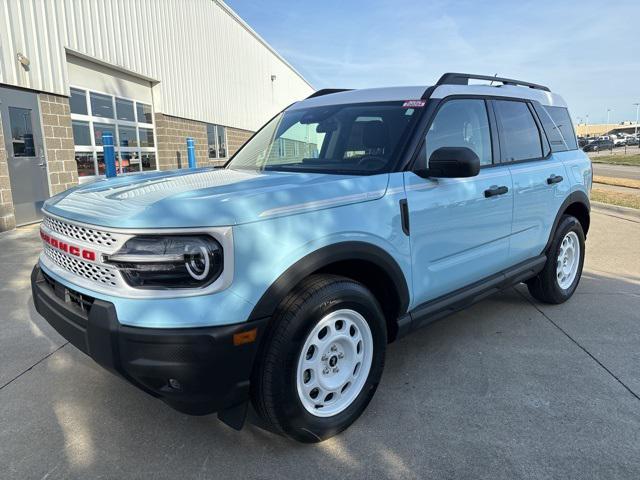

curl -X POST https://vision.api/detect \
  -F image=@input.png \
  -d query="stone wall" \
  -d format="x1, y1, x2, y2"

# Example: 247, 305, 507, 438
39, 94, 78, 195
227, 127, 253, 157
155, 113, 253, 170
0, 109, 16, 231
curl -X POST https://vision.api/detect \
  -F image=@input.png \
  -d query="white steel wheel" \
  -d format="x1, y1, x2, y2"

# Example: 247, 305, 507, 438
556, 231, 580, 290
296, 309, 374, 417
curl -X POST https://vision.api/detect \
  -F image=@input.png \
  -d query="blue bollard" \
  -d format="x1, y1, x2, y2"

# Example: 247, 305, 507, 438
186, 137, 197, 169
103, 132, 117, 178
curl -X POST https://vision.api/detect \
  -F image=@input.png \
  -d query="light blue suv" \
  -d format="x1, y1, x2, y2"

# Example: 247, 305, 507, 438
32, 73, 592, 442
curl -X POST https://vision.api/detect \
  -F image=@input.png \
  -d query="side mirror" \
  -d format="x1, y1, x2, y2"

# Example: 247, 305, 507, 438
415, 147, 480, 178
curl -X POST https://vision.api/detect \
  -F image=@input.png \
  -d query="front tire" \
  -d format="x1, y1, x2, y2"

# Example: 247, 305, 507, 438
252, 275, 387, 443
526, 215, 585, 304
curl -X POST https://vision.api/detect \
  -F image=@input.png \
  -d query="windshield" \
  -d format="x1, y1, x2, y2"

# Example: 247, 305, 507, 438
227, 101, 421, 175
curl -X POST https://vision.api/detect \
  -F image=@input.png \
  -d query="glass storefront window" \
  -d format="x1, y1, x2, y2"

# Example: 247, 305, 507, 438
139, 128, 154, 147
90, 92, 114, 118
69, 88, 88, 115
72, 120, 91, 146
136, 103, 153, 123
141, 153, 157, 171
71, 87, 157, 178
96, 152, 105, 175
119, 151, 141, 173
118, 125, 138, 147
116, 98, 136, 122
217, 126, 227, 158
75, 152, 95, 177
93, 123, 114, 146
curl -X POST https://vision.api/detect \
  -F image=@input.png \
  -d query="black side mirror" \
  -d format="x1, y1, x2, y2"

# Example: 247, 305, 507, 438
415, 147, 480, 178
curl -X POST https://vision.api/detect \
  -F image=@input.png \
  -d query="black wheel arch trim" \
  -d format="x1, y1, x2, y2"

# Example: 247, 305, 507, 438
247, 241, 410, 321
543, 190, 590, 254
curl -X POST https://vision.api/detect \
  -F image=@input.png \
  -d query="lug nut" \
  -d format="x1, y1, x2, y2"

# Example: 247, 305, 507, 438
331, 345, 337, 351
333, 367, 340, 373
321, 354, 328, 361
338, 352, 344, 359
323, 367, 330, 374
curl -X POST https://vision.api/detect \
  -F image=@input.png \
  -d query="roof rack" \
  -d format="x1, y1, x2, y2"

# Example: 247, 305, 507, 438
306, 88, 352, 99
436, 73, 550, 92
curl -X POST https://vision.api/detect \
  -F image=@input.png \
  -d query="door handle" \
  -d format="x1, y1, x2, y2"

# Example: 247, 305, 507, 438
547, 174, 563, 185
484, 185, 509, 198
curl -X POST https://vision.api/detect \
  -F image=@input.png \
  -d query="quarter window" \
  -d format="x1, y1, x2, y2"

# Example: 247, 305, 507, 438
494, 100, 543, 162
539, 105, 578, 151
425, 99, 493, 166
69, 88, 157, 177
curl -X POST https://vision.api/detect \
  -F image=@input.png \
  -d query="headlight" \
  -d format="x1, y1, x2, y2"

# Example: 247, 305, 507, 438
107, 235, 223, 289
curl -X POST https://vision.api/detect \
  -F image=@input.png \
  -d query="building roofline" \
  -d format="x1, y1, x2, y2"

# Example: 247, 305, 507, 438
214, 0, 314, 90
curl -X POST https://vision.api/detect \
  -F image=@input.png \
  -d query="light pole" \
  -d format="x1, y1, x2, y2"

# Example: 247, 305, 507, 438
585, 114, 590, 138
633, 103, 640, 137
607, 108, 611, 125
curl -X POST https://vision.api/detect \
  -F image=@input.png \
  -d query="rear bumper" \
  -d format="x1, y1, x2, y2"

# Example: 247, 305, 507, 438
31, 264, 268, 416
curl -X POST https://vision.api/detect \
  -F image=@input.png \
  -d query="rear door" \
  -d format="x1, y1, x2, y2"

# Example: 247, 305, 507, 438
404, 97, 513, 306
491, 99, 570, 263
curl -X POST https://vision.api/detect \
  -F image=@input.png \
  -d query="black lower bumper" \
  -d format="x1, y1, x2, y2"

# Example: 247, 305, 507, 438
31, 265, 268, 417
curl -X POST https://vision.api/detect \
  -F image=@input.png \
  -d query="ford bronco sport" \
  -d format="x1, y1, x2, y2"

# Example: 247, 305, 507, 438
32, 73, 591, 442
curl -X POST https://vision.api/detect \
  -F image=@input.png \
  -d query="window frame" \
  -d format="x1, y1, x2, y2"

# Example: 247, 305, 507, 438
206, 123, 229, 160
489, 98, 551, 165
69, 85, 157, 182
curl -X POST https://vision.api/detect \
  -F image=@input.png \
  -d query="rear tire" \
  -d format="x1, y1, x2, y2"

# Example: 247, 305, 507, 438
251, 274, 386, 443
526, 215, 585, 304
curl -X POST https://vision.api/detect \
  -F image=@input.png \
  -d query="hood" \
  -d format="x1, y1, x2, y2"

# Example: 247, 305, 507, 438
44, 168, 389, 228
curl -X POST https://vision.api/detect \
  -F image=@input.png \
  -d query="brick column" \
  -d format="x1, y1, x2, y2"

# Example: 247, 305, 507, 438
155, 113, 209, 170
0, 109, 16, 231
39, 94, 78, 195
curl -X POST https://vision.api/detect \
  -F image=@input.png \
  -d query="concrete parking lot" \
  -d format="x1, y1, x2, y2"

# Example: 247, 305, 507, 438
1, 210, 639, 480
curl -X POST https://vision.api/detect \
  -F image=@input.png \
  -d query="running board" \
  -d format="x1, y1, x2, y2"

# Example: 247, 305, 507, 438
396, 255, 546, 338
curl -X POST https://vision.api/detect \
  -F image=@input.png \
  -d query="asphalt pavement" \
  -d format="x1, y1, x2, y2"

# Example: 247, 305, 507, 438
1, 211, 639, 479
592, 163, 640, 181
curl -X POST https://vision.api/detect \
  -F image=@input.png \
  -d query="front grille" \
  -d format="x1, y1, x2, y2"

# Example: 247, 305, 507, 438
42, 215, 119, 247
43, 244, 119, 287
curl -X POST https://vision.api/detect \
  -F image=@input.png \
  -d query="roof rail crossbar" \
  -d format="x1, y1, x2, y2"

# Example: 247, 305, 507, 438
306, 88, 352, 99
436, 73, 550, 92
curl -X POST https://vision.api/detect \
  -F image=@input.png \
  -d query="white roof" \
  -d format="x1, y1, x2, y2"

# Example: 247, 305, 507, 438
290, 83, 567, 109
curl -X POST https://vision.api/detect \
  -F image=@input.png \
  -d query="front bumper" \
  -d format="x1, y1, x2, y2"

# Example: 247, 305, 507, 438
31, 264, 268, 417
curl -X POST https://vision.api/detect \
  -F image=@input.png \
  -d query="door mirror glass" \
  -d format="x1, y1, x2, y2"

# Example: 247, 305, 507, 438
420, 146, 480, 178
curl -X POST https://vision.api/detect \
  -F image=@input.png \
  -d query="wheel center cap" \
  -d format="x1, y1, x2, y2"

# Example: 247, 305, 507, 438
329, 356, 338, 367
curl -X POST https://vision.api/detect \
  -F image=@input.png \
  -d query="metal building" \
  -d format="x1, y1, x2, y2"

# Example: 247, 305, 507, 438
0, 0, 313, 230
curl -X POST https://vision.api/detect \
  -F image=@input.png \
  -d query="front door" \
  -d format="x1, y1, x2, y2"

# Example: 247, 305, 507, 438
0, 86, 49, 225
404, 97, 514, 307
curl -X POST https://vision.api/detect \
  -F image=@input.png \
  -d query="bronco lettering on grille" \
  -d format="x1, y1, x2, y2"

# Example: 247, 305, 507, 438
40, 229, 97, 261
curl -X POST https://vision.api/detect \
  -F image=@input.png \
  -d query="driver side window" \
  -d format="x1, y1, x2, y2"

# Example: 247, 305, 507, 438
425, 99, 493, 167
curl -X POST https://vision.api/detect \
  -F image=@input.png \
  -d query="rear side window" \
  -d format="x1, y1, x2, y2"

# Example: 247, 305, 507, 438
535, 105, 578, 151
494, 100, 543, 162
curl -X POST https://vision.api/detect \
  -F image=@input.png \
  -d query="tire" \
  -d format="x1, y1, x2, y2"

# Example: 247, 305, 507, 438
526, 215, 585, 304
251, 274, 387, 443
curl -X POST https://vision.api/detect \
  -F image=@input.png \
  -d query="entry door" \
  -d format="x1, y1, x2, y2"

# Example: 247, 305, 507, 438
0, 87, 49, 225
404, 98, 514, 307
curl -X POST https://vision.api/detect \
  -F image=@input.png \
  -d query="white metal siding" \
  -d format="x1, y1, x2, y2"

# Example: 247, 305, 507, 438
0, 0, 313, 131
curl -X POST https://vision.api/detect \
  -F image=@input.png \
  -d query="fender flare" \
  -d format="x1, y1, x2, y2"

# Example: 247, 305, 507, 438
543, 190, 590, 254
247, 241, 410, 321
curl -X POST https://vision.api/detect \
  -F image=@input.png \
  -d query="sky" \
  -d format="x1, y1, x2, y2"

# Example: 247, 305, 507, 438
225, 0, 640, 125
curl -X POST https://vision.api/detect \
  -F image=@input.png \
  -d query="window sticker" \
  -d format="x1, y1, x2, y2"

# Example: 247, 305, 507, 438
402, 100, 426, 108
